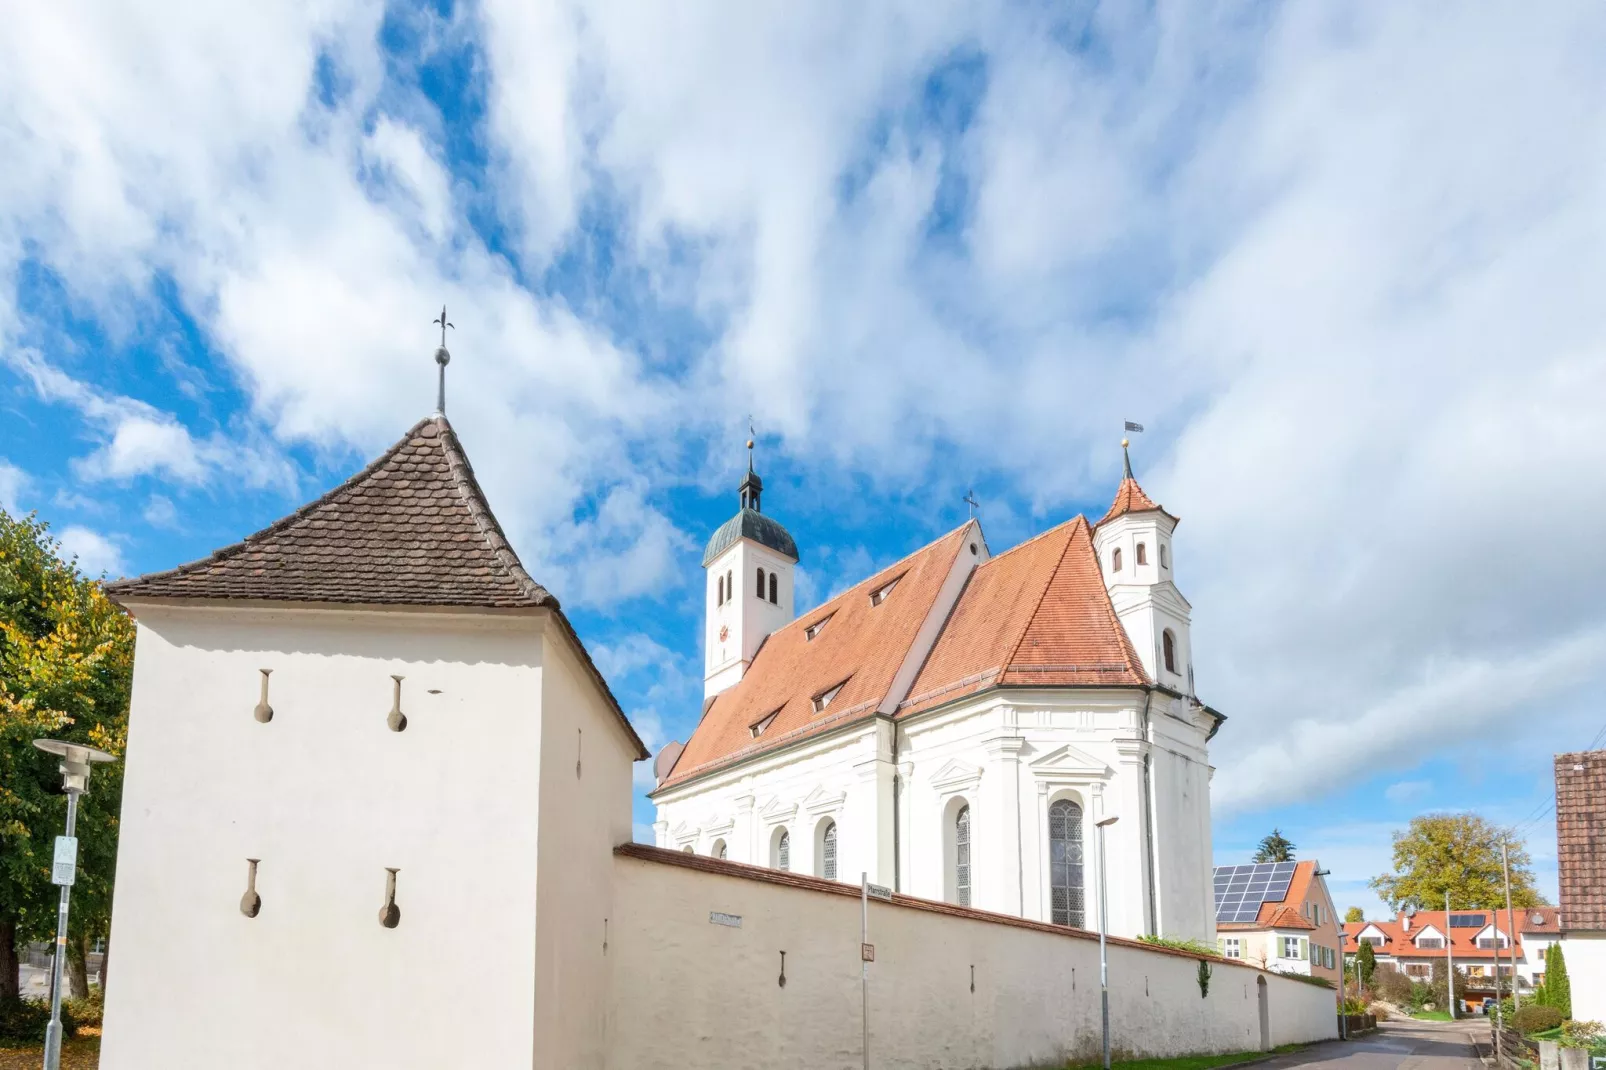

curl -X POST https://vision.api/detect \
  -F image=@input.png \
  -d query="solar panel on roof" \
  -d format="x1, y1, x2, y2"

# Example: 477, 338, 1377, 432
1211, 861, 1300, 923
1449, 913, 1486, 927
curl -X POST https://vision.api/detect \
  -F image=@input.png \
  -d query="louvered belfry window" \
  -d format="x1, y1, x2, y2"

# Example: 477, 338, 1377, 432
823, 821, 837, 881
777, 830, 790, 871
955, 805, 972, 907
1050, 799, 1086, 928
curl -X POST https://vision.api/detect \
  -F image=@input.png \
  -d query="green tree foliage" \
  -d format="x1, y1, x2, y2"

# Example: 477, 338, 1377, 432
1369, 814, 1542, 911
1356, 940, 1377, 988
0, 510, 133, 1005
1345, 906, 1366, 923
1546, 943, 1571, 1019
1253, 828, 1295, 863
1431, 960, 1469, 1011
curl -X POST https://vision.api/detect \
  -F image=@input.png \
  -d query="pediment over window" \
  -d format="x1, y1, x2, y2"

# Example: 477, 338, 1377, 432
803, 784, 848, 814
700, 814, 735, 837
670, 821, 699, 841
930, 758, 984, 795
1029, 743, 1111, 780
759, 797, 799, 823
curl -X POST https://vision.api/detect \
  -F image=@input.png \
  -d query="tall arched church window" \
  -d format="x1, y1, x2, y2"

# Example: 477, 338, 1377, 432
1163, 630, 1177, 674
1049, 799, 1085, 928
955, 805, 972, 907
756, 567, 765, 595
823, 821, 837, 881
777, 830, 791, 872
717, 575, 725, 605
769, 572, 778, 604
1136, 542, 1147, 565
1112, 548, 1123, 572
726, 570, 733, 602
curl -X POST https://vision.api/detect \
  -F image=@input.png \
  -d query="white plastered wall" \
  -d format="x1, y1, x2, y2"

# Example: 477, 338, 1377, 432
100, 605, 547, 1070
532, 626, 642, 1070
1565, 933, 1606, 1024
606, 853, 1337, 1070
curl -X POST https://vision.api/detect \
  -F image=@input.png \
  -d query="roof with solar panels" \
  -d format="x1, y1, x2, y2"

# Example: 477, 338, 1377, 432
1213, 859, 1332, 930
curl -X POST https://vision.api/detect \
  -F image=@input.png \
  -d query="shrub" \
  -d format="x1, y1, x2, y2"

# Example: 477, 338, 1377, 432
64, 987, 103, 1029
1372, 966, 1414, 1005
0, 998, 77, 1045
1512, 1004, 1564, 1034
1560, 1021, 1603, 1049
1368, 1003, 1391, 1021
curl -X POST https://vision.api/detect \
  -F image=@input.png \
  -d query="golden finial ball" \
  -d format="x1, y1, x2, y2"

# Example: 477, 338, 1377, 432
746, 439, 755, 449
1121, 438, 1129, 448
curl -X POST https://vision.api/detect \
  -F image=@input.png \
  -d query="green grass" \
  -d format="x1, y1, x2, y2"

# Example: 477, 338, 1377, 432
1410, 1010, 1452, 1021
1085, 1043, 1310, 1070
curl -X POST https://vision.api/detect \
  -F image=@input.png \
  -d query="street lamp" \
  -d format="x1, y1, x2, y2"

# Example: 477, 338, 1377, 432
1314, 867, 1343, 1041
33, 739, 116, 1070
1096, 814, 1120, 1070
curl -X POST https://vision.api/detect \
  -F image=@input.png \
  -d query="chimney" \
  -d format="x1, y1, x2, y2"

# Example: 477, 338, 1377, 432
1402, 913, 1411, 932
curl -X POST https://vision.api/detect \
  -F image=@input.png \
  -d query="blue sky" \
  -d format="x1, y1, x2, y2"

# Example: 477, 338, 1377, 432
6, 1, 1605, 918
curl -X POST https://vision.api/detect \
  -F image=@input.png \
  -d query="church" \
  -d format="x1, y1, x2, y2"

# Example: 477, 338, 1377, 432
652, 443, 1223, 944
92, 359, 1328, 1070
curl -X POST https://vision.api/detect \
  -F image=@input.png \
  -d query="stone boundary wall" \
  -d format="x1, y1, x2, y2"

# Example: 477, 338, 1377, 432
607, 845, 1337, 1070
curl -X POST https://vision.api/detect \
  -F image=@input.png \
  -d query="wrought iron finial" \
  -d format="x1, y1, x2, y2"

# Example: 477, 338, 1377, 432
964, 489, 979, 519
432, 306, 454, 415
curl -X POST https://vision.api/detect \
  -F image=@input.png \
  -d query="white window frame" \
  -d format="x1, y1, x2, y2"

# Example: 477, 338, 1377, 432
1222, 937, 1242, 960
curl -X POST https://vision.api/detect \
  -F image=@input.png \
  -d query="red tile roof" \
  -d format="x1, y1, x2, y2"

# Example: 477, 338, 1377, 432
900, 517, 1148, 716
1342, 909, 1538, 960
1097, 476, 1176, 527
1214, 860, 1327, 932
1557, 750, 1606, 930
657, 525, 974, 790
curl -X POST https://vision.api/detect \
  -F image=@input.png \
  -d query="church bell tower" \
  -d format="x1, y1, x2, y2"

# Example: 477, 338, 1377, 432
703, 440, 798, 698
1092, 440, 1193, 694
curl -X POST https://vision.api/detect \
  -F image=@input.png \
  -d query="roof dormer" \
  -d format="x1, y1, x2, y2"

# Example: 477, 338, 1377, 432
1412, 924, 1446, 948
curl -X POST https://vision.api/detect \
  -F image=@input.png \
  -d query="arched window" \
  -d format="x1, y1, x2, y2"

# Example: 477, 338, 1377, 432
1112, 548, 1123, 572
682, 845, 694, 854
712, 839, 727, 860
1136, 542, 1147, 565
821, 821, 837, 881
1163, 630, 1177, 674
717, 575, 725, 605
955, 805, 972, 907
777, 829, 790, 871
1049, 798, 1085, 928
756, 567, 765, 596
726, 570, 732, 601
769, 572, 778, 604
1159, 544, 1168, 569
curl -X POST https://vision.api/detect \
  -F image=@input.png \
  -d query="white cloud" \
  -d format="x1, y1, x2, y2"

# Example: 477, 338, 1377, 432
1383, 781, 1431, 806
3, 0, 1605, 815
142, 495, 178, 529
0, 458, 26, 515
57, 524, 125, 578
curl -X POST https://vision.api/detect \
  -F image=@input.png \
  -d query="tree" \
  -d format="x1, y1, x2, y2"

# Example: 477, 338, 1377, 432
1345, 906, 1366, 923
0, 510, 133, 1006
1431, 960, 1469, 1011
1253, 828, 1296, 863
1546, 942, 1571, 1019
1369, 813, 1542, 911
1356, 940, 1376, 988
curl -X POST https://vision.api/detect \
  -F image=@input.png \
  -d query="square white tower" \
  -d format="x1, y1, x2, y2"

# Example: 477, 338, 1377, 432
702, 459, 798, 697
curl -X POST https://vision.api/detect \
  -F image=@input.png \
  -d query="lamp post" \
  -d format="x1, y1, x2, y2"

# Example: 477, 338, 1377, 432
1096, 814, 1120, 1070
33, 739, 116, 1070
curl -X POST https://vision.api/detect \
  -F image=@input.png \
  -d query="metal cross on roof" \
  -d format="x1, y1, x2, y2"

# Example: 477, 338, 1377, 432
432, 306, 454, 415
964, 489, 979, 518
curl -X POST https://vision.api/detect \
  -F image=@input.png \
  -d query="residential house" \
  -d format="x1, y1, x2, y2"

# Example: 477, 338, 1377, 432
1214, 860, 1342, 983
1341, 907, 1560, 994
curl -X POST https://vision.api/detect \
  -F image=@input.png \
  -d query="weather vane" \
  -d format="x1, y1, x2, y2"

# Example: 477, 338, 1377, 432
433, 305, 454, 415
746, 415, 756, 470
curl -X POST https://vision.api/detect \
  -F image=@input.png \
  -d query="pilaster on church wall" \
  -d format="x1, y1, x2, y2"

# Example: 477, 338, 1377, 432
980, 712, 1027, 918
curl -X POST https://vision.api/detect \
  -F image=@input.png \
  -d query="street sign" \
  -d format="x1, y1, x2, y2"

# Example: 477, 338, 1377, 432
862, 943, 875, 962
51, 836, 78, 887
709, 911, 742, 928
866, 882, 893, 901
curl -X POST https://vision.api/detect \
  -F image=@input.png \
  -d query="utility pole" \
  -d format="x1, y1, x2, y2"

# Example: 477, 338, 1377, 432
1445, 890, 1457, 1020
1502, 842, 1521, 1011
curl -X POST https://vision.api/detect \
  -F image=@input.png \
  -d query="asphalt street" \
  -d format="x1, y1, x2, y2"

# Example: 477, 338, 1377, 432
1258, 1018, 1487, 1070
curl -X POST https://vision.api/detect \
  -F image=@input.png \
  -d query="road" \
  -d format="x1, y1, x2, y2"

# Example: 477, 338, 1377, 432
1258, 1017, 1486, 1070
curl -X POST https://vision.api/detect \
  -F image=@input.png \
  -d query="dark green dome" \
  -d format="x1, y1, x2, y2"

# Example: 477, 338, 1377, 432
703, 508, 798, 566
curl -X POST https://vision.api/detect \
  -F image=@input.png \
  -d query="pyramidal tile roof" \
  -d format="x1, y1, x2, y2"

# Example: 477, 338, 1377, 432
107, 413, 647, 758
1097, 476, 1175, 527
107, 415, 553, 609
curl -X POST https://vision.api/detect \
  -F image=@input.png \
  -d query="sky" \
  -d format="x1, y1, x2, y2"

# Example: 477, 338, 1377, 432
4, 1, 1603, 920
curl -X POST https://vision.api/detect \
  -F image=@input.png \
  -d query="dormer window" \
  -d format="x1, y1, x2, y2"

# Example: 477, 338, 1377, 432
869, 575, 901, 607
1112, 548, 1122, 572
812, 680, 847, 713
805, 614, 833, 641
750, 709, 780, 738
1136, 542, 1147, 565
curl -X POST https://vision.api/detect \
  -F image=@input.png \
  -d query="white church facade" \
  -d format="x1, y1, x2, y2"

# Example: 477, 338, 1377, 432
95, 389, 1331, 1070
653, 445, 1223, 945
